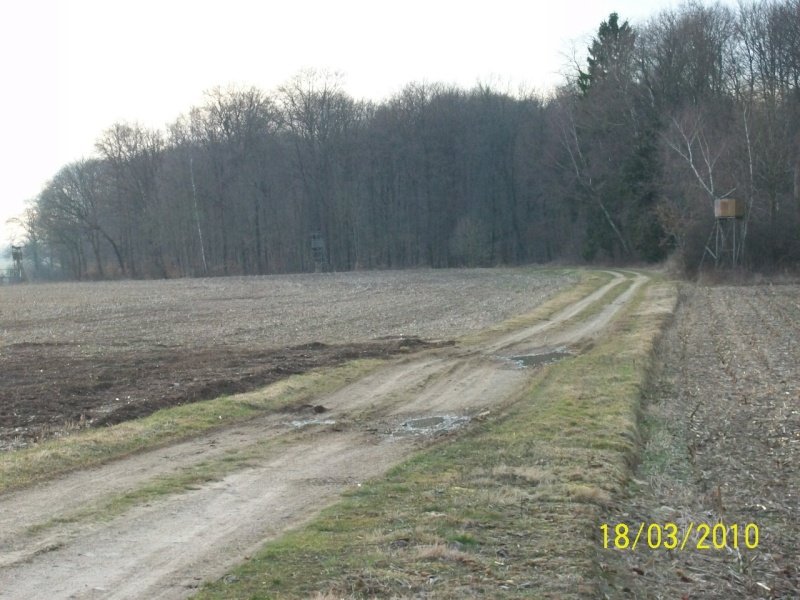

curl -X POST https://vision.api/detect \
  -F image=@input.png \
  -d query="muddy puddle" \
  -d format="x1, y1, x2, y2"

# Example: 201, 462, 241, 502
390, 414, 470, 438
508, 350, 573, 368
288, 419, 337, 428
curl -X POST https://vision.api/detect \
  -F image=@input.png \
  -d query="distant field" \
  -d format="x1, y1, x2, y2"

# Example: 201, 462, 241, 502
0, 268, 574, 449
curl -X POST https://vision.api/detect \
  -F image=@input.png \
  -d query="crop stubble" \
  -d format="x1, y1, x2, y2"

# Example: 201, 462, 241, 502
602, 284, 800, 598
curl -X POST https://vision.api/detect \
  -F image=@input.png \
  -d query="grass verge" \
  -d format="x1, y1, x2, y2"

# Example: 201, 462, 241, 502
0, 359, 384, 493
194, 277, 677, 599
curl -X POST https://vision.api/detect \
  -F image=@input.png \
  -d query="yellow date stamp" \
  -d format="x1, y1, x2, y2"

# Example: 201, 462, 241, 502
600, 523, 759, 551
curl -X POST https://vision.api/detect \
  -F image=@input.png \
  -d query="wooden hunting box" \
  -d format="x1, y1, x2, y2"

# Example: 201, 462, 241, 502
715, 198, 744, 218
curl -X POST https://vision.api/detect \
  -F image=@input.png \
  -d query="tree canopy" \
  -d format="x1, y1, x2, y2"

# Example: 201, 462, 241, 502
9, 2, 800, 280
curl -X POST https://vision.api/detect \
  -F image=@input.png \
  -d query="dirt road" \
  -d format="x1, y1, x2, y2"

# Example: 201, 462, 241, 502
0, 271, 645, 599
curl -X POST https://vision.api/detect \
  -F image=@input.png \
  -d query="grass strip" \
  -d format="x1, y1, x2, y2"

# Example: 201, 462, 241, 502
0, 359, 384, 493
194, 278, 677, 599
557, 273, 636, 327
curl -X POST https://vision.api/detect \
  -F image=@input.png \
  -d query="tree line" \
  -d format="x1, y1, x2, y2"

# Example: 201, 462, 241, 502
10, 0, 800, 280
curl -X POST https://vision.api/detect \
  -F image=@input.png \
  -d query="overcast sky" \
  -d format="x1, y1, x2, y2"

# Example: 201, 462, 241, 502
0, 0, 734, 251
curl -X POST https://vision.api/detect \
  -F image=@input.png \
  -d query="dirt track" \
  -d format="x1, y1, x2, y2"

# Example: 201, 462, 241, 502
0, 270, 645, 599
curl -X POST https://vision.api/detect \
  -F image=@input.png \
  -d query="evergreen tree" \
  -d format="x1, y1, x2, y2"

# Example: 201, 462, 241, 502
578, 13, 636, 95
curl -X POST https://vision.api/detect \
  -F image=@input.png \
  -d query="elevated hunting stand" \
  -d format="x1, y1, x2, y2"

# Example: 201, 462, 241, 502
310, 232, 330, 272
705, 198, 745, 269
10, 245, 24, 282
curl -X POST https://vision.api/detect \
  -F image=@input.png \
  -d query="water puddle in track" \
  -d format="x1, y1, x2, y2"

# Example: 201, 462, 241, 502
390, 414, 470, 438
508, 350, 573, 368
288, 419, 337, 428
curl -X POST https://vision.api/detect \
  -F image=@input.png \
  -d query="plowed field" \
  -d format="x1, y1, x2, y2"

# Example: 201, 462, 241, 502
603, 284, 800, 598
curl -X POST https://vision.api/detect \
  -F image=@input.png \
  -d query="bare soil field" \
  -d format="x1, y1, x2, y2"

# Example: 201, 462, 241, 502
0, 269, 571, 450
602, 284, 800, 598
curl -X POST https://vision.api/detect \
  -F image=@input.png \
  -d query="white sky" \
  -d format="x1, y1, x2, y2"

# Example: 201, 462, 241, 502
0, 0, 733, 252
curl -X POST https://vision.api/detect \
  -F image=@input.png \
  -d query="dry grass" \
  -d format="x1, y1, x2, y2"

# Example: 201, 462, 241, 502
490, 463, 558, 485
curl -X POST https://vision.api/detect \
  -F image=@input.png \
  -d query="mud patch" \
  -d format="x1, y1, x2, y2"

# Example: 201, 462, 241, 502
391, 414, 470, 437
507, 349, 573, 368
288, 419, 337, 429
0, 338, 449, 451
